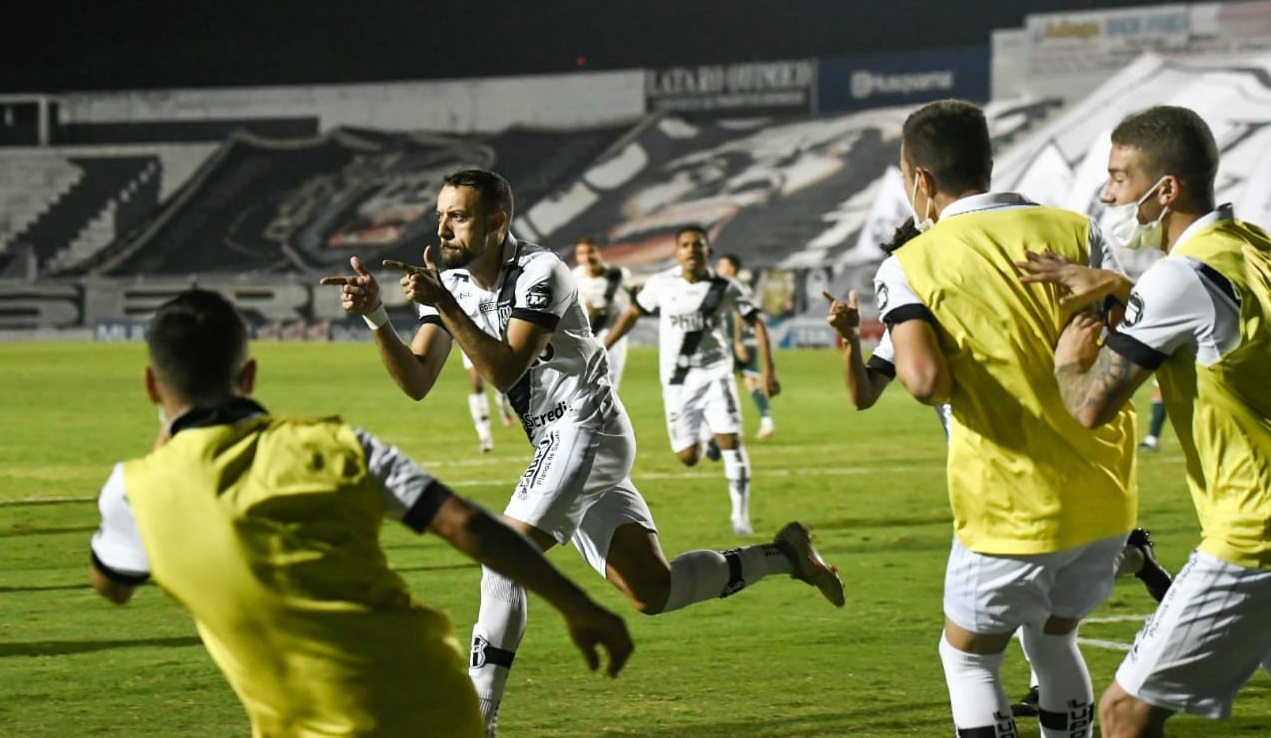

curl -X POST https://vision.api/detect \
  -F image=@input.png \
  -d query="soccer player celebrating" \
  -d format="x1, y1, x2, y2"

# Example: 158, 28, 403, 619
872, 99, 1138, 738
715, 253, 776, 440
1019, 105, 1271, 738
826, 216, 1172, 721
321, 170, 843, 735
572, 236, 633, 391
89, 289, 633, 737
604, 226, 781, 536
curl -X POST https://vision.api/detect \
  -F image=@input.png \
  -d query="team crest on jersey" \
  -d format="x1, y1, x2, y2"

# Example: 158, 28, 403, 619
876, 282, 889, 312
526, 281, 552, 309
1123, 293, 1145, 327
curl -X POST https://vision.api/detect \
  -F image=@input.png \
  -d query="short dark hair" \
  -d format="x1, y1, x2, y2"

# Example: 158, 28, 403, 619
443, 169, 515, 220
1111, 105, 1218, 206
675, 224, 709, 242
901, 99, 993, 194
147, 289, 248, 402
576, 235, 599, 248
717, 253, 741, 270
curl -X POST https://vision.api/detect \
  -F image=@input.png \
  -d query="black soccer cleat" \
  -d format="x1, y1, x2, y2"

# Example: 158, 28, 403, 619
1011, 686, 1040, 718
1128, 528, 1173, 603
704, 437, 722, 462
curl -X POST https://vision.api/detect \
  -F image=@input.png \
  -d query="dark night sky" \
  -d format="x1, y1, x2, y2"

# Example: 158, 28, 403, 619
3, 0, 1178, 93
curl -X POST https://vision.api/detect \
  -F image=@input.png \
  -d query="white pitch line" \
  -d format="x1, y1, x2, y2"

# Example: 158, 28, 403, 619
1078, 637, 1133, 652
1083, 614, 1151, 625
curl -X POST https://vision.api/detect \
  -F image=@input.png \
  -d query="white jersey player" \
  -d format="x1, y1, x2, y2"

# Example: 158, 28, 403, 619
320, 170, 843, 736
605, 226, 780, 536
572, 237, 632, 391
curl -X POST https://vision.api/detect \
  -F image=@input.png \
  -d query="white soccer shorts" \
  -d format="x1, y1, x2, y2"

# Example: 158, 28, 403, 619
502, 400, 656, 574
661, 369, 743, 452
1115, 549, 1271, 719
943, 533, 1126, 635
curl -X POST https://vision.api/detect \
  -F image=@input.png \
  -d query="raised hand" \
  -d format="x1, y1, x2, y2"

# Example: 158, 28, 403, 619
1016, 249, 1118, 312
824, 289, 861, 338
562, 602, 634, 679
319, 256, 382, 315
384, 246, 448, 307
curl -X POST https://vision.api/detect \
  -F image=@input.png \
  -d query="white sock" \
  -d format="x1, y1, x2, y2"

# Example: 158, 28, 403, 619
468, 393, 492, 441
720, 446, 751, 526
1114, 544, 1145, 577
938, 632, 1016, 737
661, 545, 792, 613
1016, 629, 1039, 689
469, 567, 527, 732
1021, 626, 1094, 738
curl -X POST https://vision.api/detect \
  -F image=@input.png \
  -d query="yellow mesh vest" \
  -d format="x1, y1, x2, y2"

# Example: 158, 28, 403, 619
124, 417, 482, 738
896, 205, 1138, 554
1159, 220, 1271, 570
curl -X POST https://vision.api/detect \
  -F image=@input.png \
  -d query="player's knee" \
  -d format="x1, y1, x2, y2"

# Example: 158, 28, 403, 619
1098, 685, 1141, 738
675, 448, 700, 466
623, 569, 672, 615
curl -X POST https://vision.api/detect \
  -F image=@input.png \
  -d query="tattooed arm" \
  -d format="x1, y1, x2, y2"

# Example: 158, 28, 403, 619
1053, 311, 1154, 428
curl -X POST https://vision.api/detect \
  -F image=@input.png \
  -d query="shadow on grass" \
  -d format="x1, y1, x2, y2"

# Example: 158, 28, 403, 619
392, 562, 480, 574
0, 635, 202, 658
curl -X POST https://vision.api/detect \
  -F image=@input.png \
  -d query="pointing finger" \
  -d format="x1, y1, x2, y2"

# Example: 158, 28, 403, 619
351, 256, 370, 276
382, 259, 425, 274
319, 276, 355, 286
423, 245, 437, 272
848, 289, 859, 310
822, 290, 839, 304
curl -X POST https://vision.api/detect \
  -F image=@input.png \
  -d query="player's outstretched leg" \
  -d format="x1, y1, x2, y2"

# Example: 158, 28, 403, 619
603, 521, 844, 614
469, 567, 528, 736
1115, 528, 1173, 603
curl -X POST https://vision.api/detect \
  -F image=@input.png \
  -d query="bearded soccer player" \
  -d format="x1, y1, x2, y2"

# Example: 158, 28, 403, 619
89, 289, 633, 738
321, 169, 843, 735
1019, 105, 1271, 738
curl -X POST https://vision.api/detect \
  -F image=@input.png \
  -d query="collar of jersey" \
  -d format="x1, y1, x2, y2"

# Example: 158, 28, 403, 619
939, 191, 1037, 220
168, 397, 269, 437
1173, 203, 1235, 250
500, 233, 520, 265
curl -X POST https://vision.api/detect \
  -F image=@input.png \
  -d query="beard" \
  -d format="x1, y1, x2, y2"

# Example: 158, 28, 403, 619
439, 241, 473, 269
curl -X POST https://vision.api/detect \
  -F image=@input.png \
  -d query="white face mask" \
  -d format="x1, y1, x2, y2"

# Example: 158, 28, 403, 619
1104, 176, 1170, 250
910, 176, 935, 233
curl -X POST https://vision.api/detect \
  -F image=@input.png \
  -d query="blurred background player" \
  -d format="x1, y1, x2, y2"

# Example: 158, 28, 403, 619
573, 236, 633, 391
1140, 379, 1168, 452
89, 289, 633, 738
605, 226, 780, 536
716, 253, 775, 439
460, 350, 516, 453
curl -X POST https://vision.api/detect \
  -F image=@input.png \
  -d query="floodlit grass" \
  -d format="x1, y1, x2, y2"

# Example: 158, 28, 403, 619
0, 342, 1266, 736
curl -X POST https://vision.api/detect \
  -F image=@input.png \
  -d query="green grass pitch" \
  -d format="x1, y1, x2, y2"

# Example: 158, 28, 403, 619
0, 342, 1267, 736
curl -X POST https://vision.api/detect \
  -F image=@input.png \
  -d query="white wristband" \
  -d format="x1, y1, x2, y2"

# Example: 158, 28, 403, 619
362, 304, 390, 330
